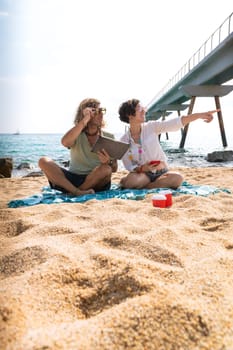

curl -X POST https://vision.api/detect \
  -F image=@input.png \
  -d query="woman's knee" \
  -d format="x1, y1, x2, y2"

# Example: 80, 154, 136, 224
172, 173, 184, 189
120, 177, 131, 188
120, 174, 146, 189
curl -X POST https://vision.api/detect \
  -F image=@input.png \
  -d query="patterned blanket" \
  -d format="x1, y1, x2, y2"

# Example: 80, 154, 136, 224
8, 182, 231, 208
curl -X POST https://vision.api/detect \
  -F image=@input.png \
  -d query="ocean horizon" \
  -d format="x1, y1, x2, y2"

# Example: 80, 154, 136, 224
0, 127, 233, 177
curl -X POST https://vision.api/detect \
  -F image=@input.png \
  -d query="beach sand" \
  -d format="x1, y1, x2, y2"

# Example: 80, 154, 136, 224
0, 167, 233, 350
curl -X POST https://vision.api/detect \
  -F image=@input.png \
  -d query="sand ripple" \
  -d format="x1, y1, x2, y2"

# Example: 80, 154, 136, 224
0, 168, 233, 349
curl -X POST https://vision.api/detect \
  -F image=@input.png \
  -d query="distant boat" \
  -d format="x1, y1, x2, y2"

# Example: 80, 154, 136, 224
13, 130, 20, 135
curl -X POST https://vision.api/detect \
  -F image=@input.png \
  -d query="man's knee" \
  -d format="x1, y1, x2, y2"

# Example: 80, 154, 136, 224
100, 164, 112, 177
38, 157, 50, 170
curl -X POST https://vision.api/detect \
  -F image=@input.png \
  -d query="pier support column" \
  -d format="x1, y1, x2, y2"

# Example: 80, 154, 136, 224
179, 85, 233, 148
179, 97, 196, 148
214, 96, 227, 147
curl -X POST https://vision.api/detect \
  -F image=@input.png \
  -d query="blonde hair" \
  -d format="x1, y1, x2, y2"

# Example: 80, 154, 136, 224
74, 98, 100, 125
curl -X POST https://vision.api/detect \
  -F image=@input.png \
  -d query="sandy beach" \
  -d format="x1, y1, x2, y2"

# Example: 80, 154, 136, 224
0, 167, 233, 350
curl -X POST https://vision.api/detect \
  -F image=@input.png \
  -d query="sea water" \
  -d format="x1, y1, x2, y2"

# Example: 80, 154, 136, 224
0, 133, 69, 176
0, 131, 233, 177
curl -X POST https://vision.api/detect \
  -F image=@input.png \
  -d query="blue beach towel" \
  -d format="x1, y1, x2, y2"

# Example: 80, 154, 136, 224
8, 182, 231, 208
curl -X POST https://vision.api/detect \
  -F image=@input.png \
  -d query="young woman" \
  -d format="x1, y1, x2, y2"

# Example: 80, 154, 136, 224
118, 98, 217, 189
39, 98, 117, 196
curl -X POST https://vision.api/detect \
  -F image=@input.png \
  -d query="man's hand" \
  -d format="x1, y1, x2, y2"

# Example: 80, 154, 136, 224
97, 149, 110, 164
82, 107, 96, 128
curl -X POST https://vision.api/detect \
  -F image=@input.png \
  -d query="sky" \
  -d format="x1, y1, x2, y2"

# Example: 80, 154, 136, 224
0, 0, 232, 136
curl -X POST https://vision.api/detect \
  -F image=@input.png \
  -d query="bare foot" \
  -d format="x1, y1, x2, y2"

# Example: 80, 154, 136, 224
73, 188, 95, 196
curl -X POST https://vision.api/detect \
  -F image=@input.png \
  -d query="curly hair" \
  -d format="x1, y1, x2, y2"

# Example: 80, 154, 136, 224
74, 98, 101, 125
118, 99, 140, 124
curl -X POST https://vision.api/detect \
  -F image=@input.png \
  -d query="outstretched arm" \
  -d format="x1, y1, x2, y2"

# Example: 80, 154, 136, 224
181, 109, 219, 127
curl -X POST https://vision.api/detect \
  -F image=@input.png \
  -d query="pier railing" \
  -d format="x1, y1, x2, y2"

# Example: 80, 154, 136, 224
147, 12, 233, 108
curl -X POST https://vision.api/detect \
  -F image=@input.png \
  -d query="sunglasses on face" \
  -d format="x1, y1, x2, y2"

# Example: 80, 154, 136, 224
85, 103, 106, 115
92, 107, 106, 115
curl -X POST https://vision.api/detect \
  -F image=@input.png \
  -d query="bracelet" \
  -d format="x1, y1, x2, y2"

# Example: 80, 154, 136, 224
108, 159, 113, 166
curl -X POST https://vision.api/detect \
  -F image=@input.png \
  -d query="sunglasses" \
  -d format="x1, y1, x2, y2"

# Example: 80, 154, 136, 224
92, 107, 106, 115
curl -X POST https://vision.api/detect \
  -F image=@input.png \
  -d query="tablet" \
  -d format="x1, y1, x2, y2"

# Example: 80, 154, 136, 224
91, 136, 130, 159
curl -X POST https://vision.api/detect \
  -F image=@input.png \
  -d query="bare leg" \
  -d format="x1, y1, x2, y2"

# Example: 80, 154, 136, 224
38, 157, 94, 195
146, 171, 184, 190
79, 164, 112, 191
120, 172, 151, 189
120, 171, 183, 190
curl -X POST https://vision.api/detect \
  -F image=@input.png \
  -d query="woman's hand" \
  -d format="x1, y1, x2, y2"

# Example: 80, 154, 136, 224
181, 109, 219, 126
198, 110, 219, 123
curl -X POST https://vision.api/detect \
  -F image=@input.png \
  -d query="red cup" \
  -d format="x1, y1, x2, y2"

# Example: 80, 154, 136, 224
149, 160, 160, 166
152, 194, 166, 208
160, 190, 172, 207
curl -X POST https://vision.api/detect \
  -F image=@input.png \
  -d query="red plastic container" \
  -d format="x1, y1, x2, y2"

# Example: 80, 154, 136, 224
152, 194, 167, 208
160, 190, 173, 207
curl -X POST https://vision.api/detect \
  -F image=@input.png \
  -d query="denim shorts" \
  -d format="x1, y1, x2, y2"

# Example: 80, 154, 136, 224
49, 167, 111, 193
145, 168, 168, 182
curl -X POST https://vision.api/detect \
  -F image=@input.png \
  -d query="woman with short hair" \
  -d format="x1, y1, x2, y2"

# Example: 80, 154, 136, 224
118, 98, 217, 189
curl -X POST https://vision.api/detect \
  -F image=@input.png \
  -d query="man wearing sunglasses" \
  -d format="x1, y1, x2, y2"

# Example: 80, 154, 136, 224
39, 98, 117, 196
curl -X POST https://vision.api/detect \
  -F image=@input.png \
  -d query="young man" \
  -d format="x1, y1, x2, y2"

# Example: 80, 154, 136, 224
39, 98, 117, 196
